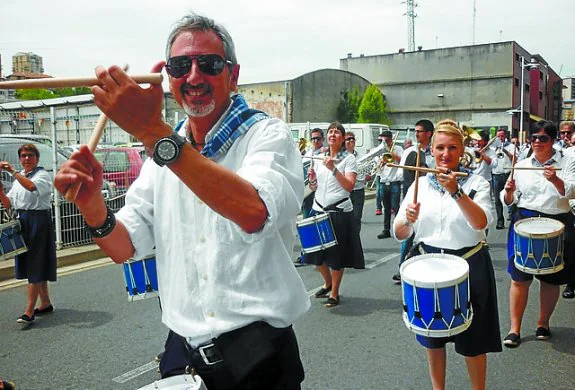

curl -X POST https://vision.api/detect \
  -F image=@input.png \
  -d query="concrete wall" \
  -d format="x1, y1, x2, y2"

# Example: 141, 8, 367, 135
238, 81, 287, 120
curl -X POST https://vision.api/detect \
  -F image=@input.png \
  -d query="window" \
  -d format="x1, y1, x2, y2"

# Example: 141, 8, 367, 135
525, 84, 530, 92
539, 91, 543, 100
515, 78, 519, 87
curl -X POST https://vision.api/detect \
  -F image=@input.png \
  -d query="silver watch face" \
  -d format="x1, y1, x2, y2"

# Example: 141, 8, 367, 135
157, 140, 177, 160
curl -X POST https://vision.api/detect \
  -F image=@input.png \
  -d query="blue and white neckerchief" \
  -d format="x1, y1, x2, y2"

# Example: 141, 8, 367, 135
531, 150, 560, 167
427, 165, 473, 195
324, 148, 349, 162
23, 166, 44, 178
178, 94, 268, 160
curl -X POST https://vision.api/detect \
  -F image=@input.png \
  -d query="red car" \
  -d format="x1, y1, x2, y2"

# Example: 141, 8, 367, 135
94, 147, 145, 191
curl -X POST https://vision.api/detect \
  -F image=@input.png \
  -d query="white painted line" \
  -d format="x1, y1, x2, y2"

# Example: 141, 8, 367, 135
307, 252, 399, 297
112, 361, 159, 384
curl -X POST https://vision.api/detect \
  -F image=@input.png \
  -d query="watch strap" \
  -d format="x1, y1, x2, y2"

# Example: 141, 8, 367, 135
451, 186, 464, 200
85, 207, 116, 239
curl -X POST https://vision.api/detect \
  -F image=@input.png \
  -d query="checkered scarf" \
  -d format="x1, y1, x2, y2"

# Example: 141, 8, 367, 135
427, 165, 473, 194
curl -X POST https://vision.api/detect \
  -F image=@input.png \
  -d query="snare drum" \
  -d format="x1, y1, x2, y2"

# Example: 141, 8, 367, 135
514, 217, 564, 275
296, 213, 337, 253
0, 219, 28, 261
122, 255, 159, 301
400, 254, 473, 338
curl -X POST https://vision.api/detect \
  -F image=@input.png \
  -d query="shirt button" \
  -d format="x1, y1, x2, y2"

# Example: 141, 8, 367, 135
199, 236, 206, 243
202, 274, 208, 281
207, 311, 215, 318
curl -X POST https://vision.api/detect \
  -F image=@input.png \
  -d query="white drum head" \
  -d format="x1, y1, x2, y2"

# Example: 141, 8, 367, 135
400, 254, 469, 288
514, 217, 564, 238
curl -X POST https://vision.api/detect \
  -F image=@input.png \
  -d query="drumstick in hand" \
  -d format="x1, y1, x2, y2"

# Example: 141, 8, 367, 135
64, 65, 129, 202
413, 143, 422, 204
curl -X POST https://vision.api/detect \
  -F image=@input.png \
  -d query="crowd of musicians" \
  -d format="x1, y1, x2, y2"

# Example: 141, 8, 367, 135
3, 10, 574, 390
300, 118, 575, 389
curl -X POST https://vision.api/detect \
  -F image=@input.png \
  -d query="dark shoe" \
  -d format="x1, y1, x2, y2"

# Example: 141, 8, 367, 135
314, 286, 332, 298
392, 272, 401, 284
535, 327, 551, 340
496, 224, 505, 230
34, 304, 54, 315
325, 296, 339, 307
503, 333, 521, 348
154, 351, 164, 362
377, 231, 391, 239
17, 314, 35, 324
2, 381, 16, 390
562, 285, 575, 299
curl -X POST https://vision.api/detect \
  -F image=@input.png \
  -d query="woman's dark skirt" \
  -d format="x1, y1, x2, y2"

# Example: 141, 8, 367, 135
15, 209, 57, 283
306, 210, 365, 271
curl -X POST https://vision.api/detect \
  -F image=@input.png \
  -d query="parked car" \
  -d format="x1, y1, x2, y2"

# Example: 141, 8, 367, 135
94, 147, 144, 191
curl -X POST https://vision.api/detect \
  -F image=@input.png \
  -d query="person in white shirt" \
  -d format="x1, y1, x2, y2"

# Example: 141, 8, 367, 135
307, 122, 365, 308
501, 119, 575, 346
491, 129, 516, 229
565, 132, 575, 158
345, 131, 366, 232
472, 131, 496, 183
54, 13, 309, 389
558, 121, 574, 150
394, 119, 501, 390
376, 130, 403, 239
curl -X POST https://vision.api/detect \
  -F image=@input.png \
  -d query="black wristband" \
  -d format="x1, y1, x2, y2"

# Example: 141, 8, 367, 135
84, 207, 116, 238
451, 186, 464, 200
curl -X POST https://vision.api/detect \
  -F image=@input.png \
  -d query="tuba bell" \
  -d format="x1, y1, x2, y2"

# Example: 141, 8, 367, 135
459, 151, 474, 168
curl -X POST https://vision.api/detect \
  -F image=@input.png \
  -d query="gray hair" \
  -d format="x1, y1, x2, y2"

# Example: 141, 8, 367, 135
165, 13, 237, 65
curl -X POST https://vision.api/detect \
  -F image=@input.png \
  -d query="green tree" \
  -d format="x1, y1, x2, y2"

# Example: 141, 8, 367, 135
336, 87, 362, 123
357, 84, 390, 124
15, 86, 92, 100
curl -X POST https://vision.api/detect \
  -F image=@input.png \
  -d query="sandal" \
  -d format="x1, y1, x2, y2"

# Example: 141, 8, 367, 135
325, 296, 339, 307
314, 286, 332, 298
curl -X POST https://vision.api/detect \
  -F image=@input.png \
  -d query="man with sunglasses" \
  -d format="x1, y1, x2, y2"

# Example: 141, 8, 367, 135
558, 121, 574, 150
54, 13, 309, 389
491, 129, 516, 229
501, 120, 575, 346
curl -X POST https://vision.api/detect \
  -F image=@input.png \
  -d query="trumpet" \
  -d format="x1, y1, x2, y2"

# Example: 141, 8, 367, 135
474, 137, 499, 163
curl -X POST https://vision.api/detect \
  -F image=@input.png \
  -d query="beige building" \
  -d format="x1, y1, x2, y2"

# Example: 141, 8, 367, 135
12, 52, 44, 75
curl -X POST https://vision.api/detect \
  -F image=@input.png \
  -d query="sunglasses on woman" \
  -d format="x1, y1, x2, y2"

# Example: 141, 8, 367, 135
346, 137, 356, 142
165, 54, 232, 78
530, 134, 551, 143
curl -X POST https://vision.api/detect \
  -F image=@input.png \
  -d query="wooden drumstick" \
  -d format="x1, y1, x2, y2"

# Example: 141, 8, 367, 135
64, 65, 130, 201
511, 166, 562, 171
413, 143, 422, 204
0, 73, 162, 89
387, 163, 469, 177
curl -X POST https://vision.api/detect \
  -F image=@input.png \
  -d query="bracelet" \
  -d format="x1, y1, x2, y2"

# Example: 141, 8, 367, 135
332, 167, 338, 176
451, 186, 464, 200
84, 207, 116, 239
309, 180, 318, 186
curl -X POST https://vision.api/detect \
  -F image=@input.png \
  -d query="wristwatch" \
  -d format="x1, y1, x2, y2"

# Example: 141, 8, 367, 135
451, 186, 464, 200
152, 133, 188, 167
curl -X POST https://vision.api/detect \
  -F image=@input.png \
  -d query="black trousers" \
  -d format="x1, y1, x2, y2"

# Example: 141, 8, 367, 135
160, 322, 304, 390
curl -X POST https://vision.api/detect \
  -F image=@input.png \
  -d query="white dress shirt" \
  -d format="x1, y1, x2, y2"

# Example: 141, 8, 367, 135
116, 117, 310, 346
396, 174, 494, 250
491, 142, 516, 174
378, 145, 404, 183
7, 169, 52, 210
500, 151, 575, 215
399, 144, 435, 168
472, 148, 496, 182
312, 152, 357, 212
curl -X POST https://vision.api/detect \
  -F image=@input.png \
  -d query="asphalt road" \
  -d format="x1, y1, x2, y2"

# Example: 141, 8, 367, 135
1, 198, 574, 389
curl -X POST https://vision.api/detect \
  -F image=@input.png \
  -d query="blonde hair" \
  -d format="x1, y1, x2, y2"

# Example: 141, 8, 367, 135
432, 119, 464, 147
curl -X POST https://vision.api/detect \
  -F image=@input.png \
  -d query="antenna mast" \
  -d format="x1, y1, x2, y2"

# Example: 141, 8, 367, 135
405, 0, 417, 52
472, 0, 476, 44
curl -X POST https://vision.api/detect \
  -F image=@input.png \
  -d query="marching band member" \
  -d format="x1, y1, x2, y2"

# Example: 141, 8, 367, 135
376, 130, 403, 239
558, 121, 574, 150
501, 120, 575, 345
491, 129, 516, 230
345, 131, 366, 232
472, 131, 496, 183
307, 122, 365, 308
394, 119, 501, 390
54, 12, 309, 389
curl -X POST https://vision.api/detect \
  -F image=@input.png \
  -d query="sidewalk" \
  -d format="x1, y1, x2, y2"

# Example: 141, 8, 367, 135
0, 188, 376, 285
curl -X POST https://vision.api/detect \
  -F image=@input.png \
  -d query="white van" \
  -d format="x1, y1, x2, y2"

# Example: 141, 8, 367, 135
288, 122, 393, 157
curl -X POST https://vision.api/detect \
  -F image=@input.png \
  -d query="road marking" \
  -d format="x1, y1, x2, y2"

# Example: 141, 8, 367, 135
307, 252, 399, 297
112, 361, 159, 384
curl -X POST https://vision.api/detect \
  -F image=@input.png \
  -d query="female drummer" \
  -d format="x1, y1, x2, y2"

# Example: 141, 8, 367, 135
502, 120, 575, 346
393, 120, 501, 390
307, 122, 365, 307
0, 144, 56, 324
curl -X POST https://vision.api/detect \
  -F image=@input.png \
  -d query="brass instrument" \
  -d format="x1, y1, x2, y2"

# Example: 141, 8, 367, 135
474, 137, 499, 163
381, 132, 400, 164
298, 137, 310, 155
461, 125, 482, 143
459, 151, 474, 168
356, 142, 387, 178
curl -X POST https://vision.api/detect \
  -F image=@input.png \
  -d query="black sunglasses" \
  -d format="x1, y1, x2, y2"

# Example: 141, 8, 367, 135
530, 134, 551, 143
560, 131, 573, 134
165, 54, 232, 78
310, 137, 322, 141
346, 137, 356, 141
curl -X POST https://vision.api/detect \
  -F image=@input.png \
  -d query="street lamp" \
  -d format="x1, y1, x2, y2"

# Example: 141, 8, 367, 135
518, 56, 541, 144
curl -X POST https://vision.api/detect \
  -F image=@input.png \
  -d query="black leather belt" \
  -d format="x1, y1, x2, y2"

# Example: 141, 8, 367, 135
196, 342, 224, 365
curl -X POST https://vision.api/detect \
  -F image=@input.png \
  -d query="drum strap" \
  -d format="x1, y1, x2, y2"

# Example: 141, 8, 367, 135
314, 198, 349, 212
419, 241, 485, 260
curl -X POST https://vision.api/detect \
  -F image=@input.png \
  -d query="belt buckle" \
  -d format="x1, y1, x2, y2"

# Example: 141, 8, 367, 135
198, 343, 223, 365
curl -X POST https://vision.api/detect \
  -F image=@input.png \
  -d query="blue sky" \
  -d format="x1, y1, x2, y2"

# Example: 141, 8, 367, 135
1, 0, 572, 85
